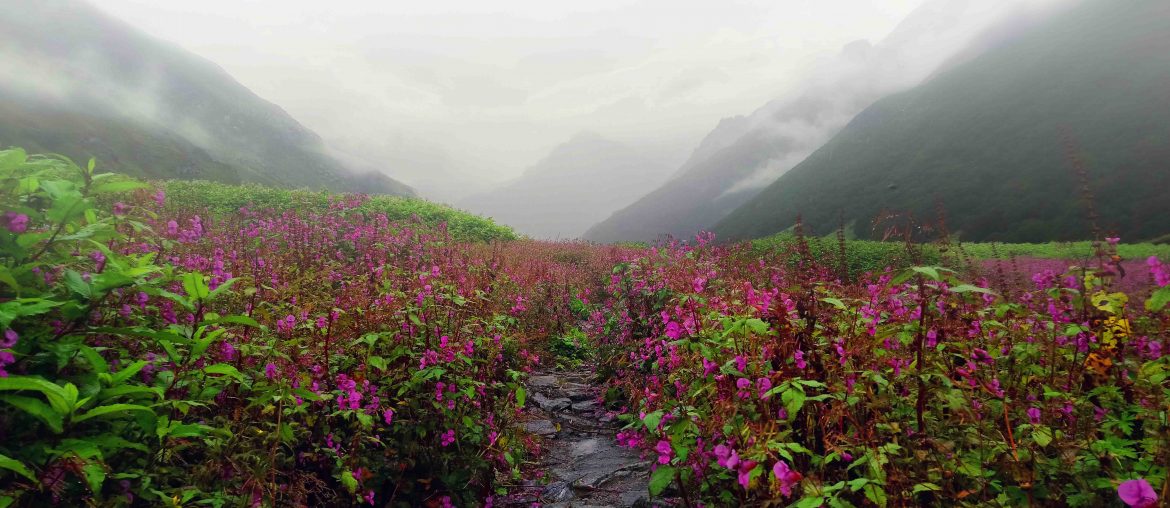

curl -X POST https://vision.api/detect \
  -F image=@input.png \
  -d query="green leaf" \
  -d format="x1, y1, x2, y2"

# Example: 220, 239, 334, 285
181, 273, 210, 301
863, 483, 888, 507
515, 386, 526, 407
912, 482, 942, 494
0, 453, 36, 482
1147, 287, 1170, 312
821, 297, 847, 310
950, 284, 996, 295
643, 410, 664, 431
0, 395, 64, 433
341, 470, 358, 494
1033, 426, 1053, 447
81, 462, 106, 493
0, 376, 71, 416
203, 363, 244, 382
72, 404, 154, 424
79, 346, 109, 374
782, 386, 806, 418
649, 466, 675, 496
110, 360, 149, 385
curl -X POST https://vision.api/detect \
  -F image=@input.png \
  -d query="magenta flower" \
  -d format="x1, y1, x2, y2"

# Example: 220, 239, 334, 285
264, 363, 277, 380
1, 329, 17, 348
1118, 479, 1157, 507
737, 461, 757, 489
772, 460, 802, 497
655, 440, 673, 464
383, 408, 394, 425
3, 212, 28, 233
664, 321, 681, 340
1027, 407, 1041, 424
440, 429, 456, 447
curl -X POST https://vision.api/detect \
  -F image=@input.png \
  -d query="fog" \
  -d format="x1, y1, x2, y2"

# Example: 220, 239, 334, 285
84, 0, 930, 201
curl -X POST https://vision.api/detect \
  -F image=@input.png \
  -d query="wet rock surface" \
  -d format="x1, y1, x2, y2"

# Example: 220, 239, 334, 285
516, 364, 652, 507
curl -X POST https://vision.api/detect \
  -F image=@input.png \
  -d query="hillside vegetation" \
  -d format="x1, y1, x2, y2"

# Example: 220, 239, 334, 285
715, 0, 1170, 243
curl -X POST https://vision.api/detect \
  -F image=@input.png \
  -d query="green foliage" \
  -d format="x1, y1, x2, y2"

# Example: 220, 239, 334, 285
716, 0, 1170, 243
161, 179, 517, 243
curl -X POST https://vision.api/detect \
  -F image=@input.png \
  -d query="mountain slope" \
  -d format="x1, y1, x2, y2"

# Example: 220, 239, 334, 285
715, 0, 1170, 243
459, 132, 671, 239
583, 0, 1033, 243
0, 0, 413, 195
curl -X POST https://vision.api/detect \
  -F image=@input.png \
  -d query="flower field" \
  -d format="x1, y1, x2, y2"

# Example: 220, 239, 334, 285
1, 148, 1168, 507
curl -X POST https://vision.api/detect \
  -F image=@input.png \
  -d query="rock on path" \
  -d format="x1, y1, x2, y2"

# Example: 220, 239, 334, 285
515, 365, 651, 507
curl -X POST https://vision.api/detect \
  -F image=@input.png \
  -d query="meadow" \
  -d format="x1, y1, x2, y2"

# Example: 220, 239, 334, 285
0, 148, 1167, 507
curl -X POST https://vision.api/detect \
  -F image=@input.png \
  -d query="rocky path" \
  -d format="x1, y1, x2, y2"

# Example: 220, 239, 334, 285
516, 364, 651, 507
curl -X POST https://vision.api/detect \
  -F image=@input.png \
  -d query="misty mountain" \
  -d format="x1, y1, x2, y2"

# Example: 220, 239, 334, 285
459, 132, 672, 239
0, 0, 413, 195
715, 0, 1170, 243
583, 0, 1049, 243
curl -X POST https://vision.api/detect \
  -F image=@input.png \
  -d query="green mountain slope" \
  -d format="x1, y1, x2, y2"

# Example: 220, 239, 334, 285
715, 0, 1170, 243
0, 0, 413, 195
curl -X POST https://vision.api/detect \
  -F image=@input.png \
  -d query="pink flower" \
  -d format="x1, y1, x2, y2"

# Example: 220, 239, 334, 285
1, 329, 17, 348
154, 189, 166, 206
264, 363, 277, 380
772, 460, 802, 497
3, 212, 28, 233
440, 429, 456, 447
655, 440, 673, 464
1027, 407, 1041, 424
1118, 479, 1157, 507
383, 408, 394, 425
737, 461, 757, 489
664, 321, 681, 340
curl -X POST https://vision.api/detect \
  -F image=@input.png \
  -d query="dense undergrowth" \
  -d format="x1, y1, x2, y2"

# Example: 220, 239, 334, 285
1, 147, 1167, 507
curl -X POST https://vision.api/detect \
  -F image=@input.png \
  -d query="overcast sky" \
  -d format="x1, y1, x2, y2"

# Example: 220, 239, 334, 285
88, 0, 925, 196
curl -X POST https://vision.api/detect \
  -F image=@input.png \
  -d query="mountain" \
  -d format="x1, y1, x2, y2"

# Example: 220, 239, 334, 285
0, 0, 413, 195
459, 132, 672, 239
715, 0, 1170, 243
583, 0, 1051, 243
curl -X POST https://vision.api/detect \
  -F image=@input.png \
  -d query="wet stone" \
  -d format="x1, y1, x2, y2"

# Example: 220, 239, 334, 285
532, 392, 572, 412
571, 400, 598, 412
525, 419, 557, 436
529, 375, 559, 388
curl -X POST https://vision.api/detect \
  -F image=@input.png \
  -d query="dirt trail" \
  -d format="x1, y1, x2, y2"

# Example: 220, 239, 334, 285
517, 363, 651, 507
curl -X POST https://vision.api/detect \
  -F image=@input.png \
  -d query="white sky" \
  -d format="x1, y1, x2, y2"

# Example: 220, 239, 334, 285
88, 0, 925, 194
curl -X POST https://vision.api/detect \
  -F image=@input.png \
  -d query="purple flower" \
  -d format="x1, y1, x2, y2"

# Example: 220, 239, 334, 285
383, 408, 394, 425
0, 351, 14, 377
664, 321, 681, 340
1, 329, 17, 349
772, 460, 802, 497
154, 189, 166, 206
440, 429, 456, 447
737, 461, 757, 489
1027, 407, 1041, 424
363, 490, 375, 505
3, 212, 28, 233
113, 202, 128, 216
1118, 479, 1158, 507
264, 363, 277, 380
655, 440, 673, 465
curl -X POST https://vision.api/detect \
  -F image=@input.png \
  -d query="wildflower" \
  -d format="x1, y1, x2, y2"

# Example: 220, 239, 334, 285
757, 377, 773, 398
772, 460, 802, 497
154, 189, 166, 206
3, 212, 28, 233
655, 440, 673, 464
737, 461, 757, 489
363, 490, 375, 505
1027, 407, 1041, 424
440, 429, 456, 447
1117, 479, 1157, 507
1, 329, 16, 348
664, 321, 681, 340
0, 351, 14, 377
793, 350, 807, 370
736, 377, 752, 399
383, 408, 394, 425
264, 363, 277, 380
113, 202, 127, 216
